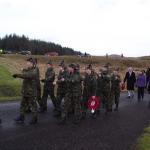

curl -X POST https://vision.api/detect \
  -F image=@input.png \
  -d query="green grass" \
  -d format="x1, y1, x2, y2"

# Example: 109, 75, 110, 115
0, 65, 21, 99
136, 125, 150, 150
0, 96, 21, 102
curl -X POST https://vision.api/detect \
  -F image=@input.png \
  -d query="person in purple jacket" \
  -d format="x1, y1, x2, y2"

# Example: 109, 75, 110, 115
136, 70, 146, 102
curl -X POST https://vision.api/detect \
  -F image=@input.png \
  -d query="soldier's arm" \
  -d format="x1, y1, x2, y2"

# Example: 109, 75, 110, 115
46, 71, 55, 82
117, 75, 121, 83
124, 73, 127, 83
16, 70, 37, 79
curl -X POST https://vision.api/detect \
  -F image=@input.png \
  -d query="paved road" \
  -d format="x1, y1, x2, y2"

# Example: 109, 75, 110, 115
0, 92, 150, 150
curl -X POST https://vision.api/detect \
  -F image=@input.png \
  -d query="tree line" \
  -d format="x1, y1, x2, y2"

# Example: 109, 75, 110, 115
0, 34, 82, 55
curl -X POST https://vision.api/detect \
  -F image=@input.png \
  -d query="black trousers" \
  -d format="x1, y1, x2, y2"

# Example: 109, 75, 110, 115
138, 87, 144, 100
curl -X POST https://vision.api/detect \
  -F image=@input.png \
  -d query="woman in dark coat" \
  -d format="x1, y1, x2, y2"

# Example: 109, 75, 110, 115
124, 67, 136, 98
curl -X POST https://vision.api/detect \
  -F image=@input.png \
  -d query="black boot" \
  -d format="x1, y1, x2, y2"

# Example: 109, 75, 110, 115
108, 108, 112, 112
29, 117, 38, 125
91, 112, 97, 119
14, 115, 24, 124
25, 108, 32, 114
53, 111, 61, 117
73, 117, 81, 124
114, 103, 118, 111
114, 107, 118, 111
127, 96, 131, 99
96, 110, 100, 116
81, 112, 86, 120
58, 117, 66, 125
38, 107, 47, 113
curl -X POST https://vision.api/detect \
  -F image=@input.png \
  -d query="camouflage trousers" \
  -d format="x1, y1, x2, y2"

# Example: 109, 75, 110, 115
101, 91, 111, 111
41, 85, 57, 110
111, 91, 120, 108
20, 96, 38, 118
81, 95, 89, 113
25, 85, 42, 111
36, 86, 42, 107
56, 91, 66, 112
61, 92, 81, 120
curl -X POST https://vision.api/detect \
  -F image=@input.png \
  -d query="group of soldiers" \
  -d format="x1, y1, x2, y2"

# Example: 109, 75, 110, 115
0, 58, 121, 125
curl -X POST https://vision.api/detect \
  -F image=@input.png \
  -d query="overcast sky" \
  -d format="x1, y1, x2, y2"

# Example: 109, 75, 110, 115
0, 0, 150, 56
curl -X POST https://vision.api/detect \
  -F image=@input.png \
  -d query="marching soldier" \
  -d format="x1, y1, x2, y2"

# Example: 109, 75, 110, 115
40, 60, 57, 113
68, 64, 83, 115
100, 67, 111, 114
96, 69, 103, 114
111, 69, 121, 111
55, 60, 68, 117
59, 63, 82, 124
25, 58, 42, 113
13, 58, 38, 124
82, 64, 97, 119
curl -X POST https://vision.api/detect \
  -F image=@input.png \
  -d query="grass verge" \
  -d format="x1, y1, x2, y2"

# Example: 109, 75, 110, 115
0, 65, 21, 100
136, 125, 150, 150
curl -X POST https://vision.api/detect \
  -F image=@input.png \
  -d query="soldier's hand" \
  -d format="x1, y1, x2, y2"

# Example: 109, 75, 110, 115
41, 79, 45, 83
12, 74, 18, 78
61, 78, 65, 81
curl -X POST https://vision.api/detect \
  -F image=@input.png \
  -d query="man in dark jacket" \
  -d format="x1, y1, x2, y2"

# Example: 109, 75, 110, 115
13, 58, 38, 124
124, 67, 136, 99
40, 60, 57, 112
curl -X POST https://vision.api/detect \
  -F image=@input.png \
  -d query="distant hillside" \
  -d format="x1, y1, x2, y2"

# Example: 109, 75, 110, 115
0, 34, 82, 56
109, 54, 122, 58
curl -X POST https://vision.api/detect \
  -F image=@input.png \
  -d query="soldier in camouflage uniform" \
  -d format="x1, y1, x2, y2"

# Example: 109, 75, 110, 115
100, 67, 111, 114
26, 58, 42, 113
82, 64, 97, 119
40, 60, 57, 112
54, 60, 68, 116
13, 58, 38, 124
96, 69, 103, 114
59, 63, 82, 124
68, 64, 83, 115
111, 69, 121, 111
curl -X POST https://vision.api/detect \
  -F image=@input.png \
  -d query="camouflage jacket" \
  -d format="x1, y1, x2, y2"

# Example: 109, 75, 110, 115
44, 67, 55, 89
83, 73, 97, 96
16, 67, 37, 97
111, 74, 121, 92
66, 71, 82, 94
57, 70, 69, 92
96, 74, 103, 96
100, 71, 111, 92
